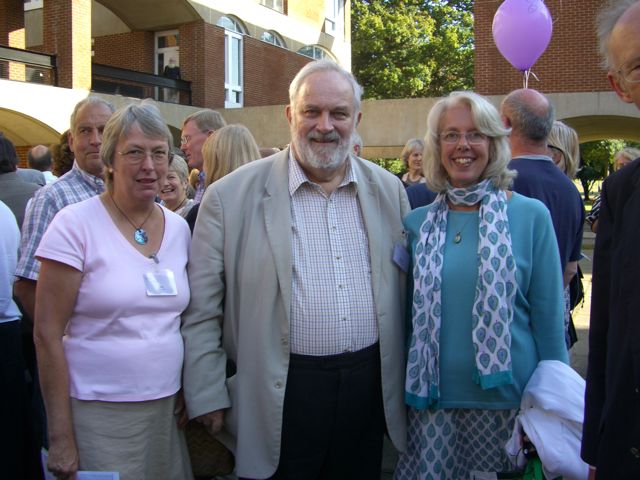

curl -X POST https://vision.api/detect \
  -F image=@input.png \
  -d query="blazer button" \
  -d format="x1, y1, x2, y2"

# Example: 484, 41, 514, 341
275, 381, 283, 389
631, 447, 640, 458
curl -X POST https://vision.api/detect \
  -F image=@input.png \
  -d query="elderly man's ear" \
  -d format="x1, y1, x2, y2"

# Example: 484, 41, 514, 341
608, 72, 634, 104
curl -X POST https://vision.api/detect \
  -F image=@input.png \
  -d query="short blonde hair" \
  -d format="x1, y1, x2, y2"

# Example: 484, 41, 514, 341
401, 138, 425, 166
424, 91, 515, 192
202, 124, 261, 188
548, 121, 580, 179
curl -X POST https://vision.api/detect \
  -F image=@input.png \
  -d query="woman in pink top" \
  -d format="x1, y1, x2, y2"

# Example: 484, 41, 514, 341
34, 101, 192, 479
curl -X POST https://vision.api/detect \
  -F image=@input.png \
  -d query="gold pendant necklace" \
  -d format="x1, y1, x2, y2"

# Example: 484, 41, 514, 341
453, 214, 475, 244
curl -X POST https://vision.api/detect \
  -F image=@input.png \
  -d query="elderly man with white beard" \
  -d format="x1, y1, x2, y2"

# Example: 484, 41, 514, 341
181, 59, 410, 480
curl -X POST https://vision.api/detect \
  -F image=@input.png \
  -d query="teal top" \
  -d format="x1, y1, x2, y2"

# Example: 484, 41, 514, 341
404, 192, 569, 410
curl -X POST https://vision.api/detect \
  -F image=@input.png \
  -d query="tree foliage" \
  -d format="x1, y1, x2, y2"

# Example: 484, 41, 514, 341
578, 139, 629, 200
352, 0, 474, 100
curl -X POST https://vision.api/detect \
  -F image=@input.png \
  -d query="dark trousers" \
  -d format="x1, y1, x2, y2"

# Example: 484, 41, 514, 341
0, 320, 42, 479
270, 342, 385, 480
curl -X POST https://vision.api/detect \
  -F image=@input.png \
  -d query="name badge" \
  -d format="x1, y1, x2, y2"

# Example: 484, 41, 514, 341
143, 269, 178, 296
393, 242, 410, 273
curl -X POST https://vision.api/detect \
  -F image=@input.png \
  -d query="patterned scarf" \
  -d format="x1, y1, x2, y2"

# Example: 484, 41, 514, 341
405, 179, 516, 409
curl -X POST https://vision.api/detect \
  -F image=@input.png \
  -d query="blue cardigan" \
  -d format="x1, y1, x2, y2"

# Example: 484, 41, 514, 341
404, 192, 569, 410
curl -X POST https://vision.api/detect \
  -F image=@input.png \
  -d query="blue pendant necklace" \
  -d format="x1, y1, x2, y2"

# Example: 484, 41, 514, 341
110, 194, 155, 245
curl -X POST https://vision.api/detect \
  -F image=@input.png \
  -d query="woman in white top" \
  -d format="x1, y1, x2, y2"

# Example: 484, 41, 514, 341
35, 101, 192, 479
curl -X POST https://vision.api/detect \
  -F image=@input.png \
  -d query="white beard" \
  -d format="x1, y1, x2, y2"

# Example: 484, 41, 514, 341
292, 129, 350, 171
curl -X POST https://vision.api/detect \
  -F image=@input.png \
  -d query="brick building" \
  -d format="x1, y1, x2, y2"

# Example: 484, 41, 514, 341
12, 0, 350, 109
0, 0, 351, 160
1, 0, 639, 158
470, 0, 640, 147
474, 0, 607, 95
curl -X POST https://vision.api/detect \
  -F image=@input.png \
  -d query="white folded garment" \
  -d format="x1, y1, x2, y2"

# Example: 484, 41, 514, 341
505, 360, 589, 480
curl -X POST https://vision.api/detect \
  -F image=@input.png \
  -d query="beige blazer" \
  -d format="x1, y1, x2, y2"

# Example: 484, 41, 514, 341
182, 149, 410, 478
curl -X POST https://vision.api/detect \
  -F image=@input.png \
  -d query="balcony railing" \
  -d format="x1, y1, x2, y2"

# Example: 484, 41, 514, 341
0, 45, 57, 85
0, 46, 192, 106
92, 64, 192, 106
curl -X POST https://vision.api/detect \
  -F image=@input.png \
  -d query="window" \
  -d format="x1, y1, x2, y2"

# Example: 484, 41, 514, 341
155, 31, 180, 103
24, 0, 43, 11
297, 45, 332, 61
260, 0, 284, 13
325, 0, 342, 35
260, 31, 286, 48
217, 16, 246, 108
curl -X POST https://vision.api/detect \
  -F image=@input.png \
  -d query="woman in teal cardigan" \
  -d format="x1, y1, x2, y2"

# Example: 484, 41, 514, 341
394, 91, 569, 480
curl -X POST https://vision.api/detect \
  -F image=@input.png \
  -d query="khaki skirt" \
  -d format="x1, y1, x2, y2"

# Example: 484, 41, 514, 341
71, 394, 193, 480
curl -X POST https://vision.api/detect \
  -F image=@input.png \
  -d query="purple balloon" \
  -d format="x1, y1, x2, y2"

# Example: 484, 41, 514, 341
492, 0, 553, 71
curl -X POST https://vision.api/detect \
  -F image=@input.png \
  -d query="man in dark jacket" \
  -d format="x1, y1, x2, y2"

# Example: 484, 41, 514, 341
582, 1, 640, 478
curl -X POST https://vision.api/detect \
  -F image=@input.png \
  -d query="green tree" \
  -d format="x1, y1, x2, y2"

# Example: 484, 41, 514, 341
369, 157, 405, 174
578, 139, 626, 201
352, 0, 474, 100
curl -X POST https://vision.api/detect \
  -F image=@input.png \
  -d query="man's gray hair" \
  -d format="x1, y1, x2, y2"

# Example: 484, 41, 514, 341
289, 59, 363, 113
597, 0, 639, 70
182, 109, 226, 132
69, 97, 115, 133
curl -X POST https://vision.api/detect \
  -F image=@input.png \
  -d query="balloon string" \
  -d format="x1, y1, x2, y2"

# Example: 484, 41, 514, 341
522, 69, 540, 89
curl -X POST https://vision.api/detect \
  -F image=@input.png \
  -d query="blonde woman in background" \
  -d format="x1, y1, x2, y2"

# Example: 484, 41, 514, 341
399, 138, 427, 187
587, 146, 640, 233
187, 168, 200, 195
547, 121, 581, 179
547, 120, 585, 349
185, 124, 261, 232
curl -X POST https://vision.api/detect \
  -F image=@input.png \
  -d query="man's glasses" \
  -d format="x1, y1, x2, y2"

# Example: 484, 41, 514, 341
547, 145, 565, 157
617, 57, 640, 84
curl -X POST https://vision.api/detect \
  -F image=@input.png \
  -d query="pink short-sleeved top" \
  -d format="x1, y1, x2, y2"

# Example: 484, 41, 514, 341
36, 195, 191, 402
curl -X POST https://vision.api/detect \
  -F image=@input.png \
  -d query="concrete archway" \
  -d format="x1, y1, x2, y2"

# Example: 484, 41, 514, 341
95, 0, 199, 31
0, 108, 60, 146
562, 115, 640, 143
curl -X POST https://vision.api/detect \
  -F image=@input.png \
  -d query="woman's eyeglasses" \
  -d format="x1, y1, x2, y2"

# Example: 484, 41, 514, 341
118, 149, 172, 165
440, 131, 488, 145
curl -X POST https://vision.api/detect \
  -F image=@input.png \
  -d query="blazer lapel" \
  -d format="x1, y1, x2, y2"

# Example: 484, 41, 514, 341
263, 150, 293, 325
352, 157, 383, 309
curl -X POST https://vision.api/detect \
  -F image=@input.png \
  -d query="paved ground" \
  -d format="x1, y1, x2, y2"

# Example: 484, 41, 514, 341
381, 237, 595, 479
